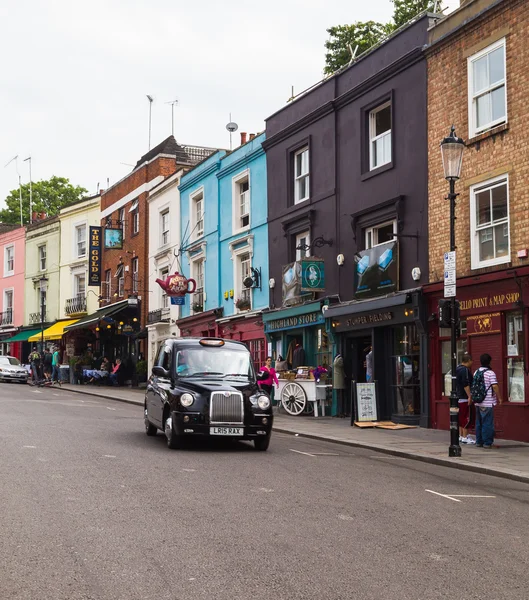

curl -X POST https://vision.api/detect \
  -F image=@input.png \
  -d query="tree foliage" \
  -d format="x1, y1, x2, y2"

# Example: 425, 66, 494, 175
324, 0, 444, 74
0, 176, 88, 225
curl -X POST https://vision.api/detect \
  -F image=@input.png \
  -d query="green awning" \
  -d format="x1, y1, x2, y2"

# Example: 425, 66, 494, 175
64, 299, 138, 331
5, 329, 41, 342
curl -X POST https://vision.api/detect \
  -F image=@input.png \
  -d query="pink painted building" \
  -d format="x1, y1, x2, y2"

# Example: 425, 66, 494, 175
0, 225, 26, 359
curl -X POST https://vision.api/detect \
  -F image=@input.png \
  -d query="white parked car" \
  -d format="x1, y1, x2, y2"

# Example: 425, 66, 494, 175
0, 356, 29, 384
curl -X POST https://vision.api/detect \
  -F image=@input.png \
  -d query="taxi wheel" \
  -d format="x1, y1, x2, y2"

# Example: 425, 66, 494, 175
144, 409, 157, 436
165, 416, 183, 450
254, 435, 271, 451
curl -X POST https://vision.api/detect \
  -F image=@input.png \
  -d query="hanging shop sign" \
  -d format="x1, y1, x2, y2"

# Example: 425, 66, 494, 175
282, 262, 311, 306
155, 272, 196, 297
122, 324, 134, 336
301, 258, 325, 293
89, 226, 102, 286
355, 382, 378, 422
466, 313, 501, 336
264, 311, 324, 333
354, 240, 398, 300
104, 228, 123, 250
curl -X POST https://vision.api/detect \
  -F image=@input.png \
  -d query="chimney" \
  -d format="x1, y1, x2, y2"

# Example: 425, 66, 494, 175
32, 211, 38, 222
240, 132, 247, 145
249, 133, 255, 140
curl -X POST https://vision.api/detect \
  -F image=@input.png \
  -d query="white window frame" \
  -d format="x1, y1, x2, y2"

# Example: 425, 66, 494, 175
104, 269, 111, 300
3, 288, 14, 323
232, 170, 251, 234
75, 224, 87, 258
295, 231, 311, 261
159, 266, 170, 308
160, 209, 170, 247
131, 257, 139, 293
191, 257, 205, 314
116, 265, 125, 298
74, 273, 86, 298
190, 188, 204, 241
294, 147, 310, 204
132, 209, 140, 235
4, 245, 14, 277
38, 244, 47, 271
470, 174, 510, 270
231, 244, 253, 312
369, 101, 392, 171
365, 220, 397, 249
467, 38, 507, 138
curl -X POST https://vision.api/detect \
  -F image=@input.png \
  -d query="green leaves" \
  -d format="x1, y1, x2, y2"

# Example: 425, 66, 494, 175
0, 176, 88, 225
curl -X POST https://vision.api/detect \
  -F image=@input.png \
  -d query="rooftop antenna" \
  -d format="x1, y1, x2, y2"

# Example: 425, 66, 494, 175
226, 114, 238, 151
146, 95, 154, 150
23, 156, 32, 224
166, 99, 179, 136
4, 155, 23, 226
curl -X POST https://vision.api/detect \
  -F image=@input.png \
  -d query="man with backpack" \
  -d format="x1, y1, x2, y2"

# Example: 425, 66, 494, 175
43, 347, 53, 382
456, 353, 475, 444
471, 353, 503, 449
28, 347, 42, 383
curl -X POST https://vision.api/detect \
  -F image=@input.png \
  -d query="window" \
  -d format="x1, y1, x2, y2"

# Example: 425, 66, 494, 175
160, 267, 169, 308
295, 231, 310, 261
38, 245, 46, 271
191, 190, 204, 239
369, 102, 392, 170
470, 176, 509, 269
4, 245, 14, 276
132, 209, 139, 235
506, 311, 524, 403
365, 220, 396, 249
160, 210, 170, 246
468, 39, 506, 137
238, 252, 252, 310
191, 259, 205, 313
104, 269, 111, 300
119, 208, 126, 240
75, 225, 87, 258
132, 258, 139, 293
233, 172, 250, 232
116, 265, 124, 298
74, 273, 86, 297
294, 147, 309, 204
40, 289, 47, 312
3, 290, 13, 324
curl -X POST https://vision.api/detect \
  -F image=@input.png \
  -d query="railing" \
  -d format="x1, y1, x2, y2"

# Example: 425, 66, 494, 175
148, 307, 171, 324
0, 309, 13, 326
65, 295, 87, 316
29, 311, 47, 324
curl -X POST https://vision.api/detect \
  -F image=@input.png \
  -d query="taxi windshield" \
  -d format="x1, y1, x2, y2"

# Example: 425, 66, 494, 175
174, 346, 255, 380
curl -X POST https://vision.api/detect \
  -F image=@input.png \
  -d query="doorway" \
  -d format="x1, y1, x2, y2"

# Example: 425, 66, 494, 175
343, 334, 373, 417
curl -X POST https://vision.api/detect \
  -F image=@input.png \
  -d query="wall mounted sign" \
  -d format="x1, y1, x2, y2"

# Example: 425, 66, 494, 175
301, 258, 325, 293
466, 313, 501, 336
171, 296, 185, 305
346, 312, 393, 328
264, 312, 324, 333
89, 226, 102, 286
104, 228, 123, 250
356, 382, 378, 421
459, 292, 520, 314
354, 240, 398, 300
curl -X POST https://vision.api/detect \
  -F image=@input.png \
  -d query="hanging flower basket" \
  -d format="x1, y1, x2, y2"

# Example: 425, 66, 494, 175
192, 303, 203, 312
236, 298, 251, 311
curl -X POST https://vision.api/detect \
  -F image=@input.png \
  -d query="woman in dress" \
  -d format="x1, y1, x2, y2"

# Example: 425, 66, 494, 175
259, 356, 279, 395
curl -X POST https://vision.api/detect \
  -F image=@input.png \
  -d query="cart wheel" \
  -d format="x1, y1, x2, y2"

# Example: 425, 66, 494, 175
281, 382, 307, 416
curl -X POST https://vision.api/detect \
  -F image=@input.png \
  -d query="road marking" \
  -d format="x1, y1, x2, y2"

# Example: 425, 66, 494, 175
426, 489, 496, 502
23, 445, 37, 449
337, 514, 355, 521
53, 394, 61, 397
311, 452, 340, 456
289, 449, 316, 457
182, 469, 196, 472
257, 487, 274, 493
32, 390, 43, 394
106, 407, 116, 411
371, 455, 406, 460
103, 455, 116, 458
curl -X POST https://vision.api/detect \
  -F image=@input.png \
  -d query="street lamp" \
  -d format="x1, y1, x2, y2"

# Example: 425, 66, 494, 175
39, 276, 48, 352
440, 126, 465, 458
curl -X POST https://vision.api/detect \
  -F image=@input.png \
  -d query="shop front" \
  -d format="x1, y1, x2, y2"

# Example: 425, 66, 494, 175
425, 269, 529, 442
216, 311, 267, 372
176, 308, 223, 340
325, 290, 428, 426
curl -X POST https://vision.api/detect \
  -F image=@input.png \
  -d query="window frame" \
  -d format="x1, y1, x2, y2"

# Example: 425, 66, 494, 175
104, 269, 112, 300
190, 187, 205, 241
365, 220, 397, 249
293, 146, 310, 205
74, 272, 86, 298
75, 224, 87, 258
469, 174, 510, 270
119, 207, 126, 241
131, 257, 139, 293
159, 266, 170, 308
132, 209, 140, 235
232, 169, 251, 234
38, 244, 47, 271
4, 244, 14, 276
116, 265, 125, 298
467, 37, 507, 138
3, 288, 14, 324
369, 101, 392, 171
191, 257, 205, 314
295, 231, 311, 261
160, 209, 170, 247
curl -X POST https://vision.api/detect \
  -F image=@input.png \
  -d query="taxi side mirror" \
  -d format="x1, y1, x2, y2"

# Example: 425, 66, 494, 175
152, 366, 170, 378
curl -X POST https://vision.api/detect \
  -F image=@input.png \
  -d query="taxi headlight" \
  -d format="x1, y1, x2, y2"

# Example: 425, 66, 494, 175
180, 393, 194, 407
257, 395, 271, 410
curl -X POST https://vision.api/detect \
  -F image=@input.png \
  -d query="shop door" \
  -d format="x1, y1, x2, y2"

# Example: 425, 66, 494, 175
469, 334, 504, 434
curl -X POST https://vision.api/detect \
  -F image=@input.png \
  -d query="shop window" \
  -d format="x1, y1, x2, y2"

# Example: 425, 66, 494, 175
392, 324, 420, 416
506, 311, 524, 403
441, 338, 468, 396
314, 326, 332, 369
365, 220, 396, 249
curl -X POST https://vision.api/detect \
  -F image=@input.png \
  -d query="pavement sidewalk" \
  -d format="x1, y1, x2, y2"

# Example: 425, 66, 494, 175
57, 384, 529, 483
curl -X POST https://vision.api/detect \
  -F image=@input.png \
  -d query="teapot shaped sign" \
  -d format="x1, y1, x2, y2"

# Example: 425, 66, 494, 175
155, 272, 196, 297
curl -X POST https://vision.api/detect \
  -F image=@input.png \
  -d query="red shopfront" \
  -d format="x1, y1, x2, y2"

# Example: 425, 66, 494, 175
425, 268, 529, 442
217, 313, 267, 372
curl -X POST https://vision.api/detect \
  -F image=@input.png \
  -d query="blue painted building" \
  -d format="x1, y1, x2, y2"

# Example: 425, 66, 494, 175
176, 133, 269, 367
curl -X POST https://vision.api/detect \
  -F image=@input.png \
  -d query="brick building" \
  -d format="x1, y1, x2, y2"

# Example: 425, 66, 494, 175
424, 0, 529, 440
66, 136, 216, 368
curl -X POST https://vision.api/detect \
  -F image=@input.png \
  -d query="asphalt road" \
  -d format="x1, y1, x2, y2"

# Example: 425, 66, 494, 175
1, 384, 529, 600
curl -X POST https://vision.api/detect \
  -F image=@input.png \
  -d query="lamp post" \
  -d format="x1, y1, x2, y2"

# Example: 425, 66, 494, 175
440, 126, 465, 458
39, 276, 48, 352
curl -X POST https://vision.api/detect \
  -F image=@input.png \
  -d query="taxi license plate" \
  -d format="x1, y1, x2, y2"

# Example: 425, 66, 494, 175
210, 427, 243, 436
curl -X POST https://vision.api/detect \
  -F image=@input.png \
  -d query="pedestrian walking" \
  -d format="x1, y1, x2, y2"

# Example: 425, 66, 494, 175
51, 347, 61, 385
456, 353, 475, 444
28, 347, 41, 383
471, 353, 503, 449
259, 357, 279, 396
43, 347, 53, 382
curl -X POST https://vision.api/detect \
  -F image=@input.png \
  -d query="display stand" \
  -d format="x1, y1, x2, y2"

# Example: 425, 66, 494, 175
277, 378, 332, 417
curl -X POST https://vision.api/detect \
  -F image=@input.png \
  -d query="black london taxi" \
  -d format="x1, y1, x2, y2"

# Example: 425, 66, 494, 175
144, 337, 273, 451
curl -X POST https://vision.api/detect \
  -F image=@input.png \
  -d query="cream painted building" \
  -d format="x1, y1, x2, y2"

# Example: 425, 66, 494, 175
146, 170, 184, 371
58, 195, 102, 321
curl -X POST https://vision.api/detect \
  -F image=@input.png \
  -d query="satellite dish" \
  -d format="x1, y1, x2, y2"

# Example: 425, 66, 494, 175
226, 122, 238, 133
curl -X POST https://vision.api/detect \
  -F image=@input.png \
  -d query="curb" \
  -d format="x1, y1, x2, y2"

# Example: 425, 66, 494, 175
273, 427, 529, 485
56, 386, 144, 407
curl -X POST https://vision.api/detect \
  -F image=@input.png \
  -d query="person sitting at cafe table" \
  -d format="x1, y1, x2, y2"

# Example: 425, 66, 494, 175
109, 359, 123, 386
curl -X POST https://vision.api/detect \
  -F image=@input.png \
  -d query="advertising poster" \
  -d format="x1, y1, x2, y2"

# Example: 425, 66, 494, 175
354, 240, 398, 299
356, 382, 378, 422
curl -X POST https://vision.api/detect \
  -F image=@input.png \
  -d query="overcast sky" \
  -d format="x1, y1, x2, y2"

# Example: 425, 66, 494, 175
0, 0, 459, 210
